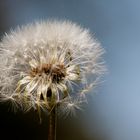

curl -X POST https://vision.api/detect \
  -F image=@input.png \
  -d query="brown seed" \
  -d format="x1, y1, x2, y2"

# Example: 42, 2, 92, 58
30, 63, 66, 83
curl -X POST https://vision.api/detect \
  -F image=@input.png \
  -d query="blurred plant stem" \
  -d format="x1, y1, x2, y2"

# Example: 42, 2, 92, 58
48, 106, 57, 140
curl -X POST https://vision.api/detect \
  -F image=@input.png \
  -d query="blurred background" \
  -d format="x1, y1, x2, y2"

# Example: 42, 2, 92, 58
0, 0, 140, 140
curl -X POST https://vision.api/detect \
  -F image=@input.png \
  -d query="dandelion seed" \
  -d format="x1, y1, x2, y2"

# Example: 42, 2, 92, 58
0, 20, 105, 140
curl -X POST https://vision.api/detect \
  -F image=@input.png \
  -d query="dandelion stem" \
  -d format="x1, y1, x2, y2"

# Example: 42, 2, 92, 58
48, 106, 57, 140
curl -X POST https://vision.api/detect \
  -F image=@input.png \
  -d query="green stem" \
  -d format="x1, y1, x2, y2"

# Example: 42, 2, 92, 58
48, 106, 57, 140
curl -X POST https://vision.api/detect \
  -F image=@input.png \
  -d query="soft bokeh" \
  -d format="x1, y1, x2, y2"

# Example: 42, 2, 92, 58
0, 0, 140, 140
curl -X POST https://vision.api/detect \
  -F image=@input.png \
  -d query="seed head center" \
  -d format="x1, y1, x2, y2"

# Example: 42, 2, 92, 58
30, 63, 66, 82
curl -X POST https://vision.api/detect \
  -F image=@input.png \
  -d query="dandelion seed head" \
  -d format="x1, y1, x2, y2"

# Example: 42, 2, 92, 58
0, 20, 105, 116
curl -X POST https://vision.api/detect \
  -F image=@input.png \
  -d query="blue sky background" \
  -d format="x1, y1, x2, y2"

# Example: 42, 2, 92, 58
0, 0, 140, 140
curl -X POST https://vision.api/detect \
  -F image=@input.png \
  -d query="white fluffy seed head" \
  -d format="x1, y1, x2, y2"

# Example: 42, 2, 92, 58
0, 20, 105, 116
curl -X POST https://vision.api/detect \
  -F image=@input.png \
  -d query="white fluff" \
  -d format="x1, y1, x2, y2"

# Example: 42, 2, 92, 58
0, 20, 105, 116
